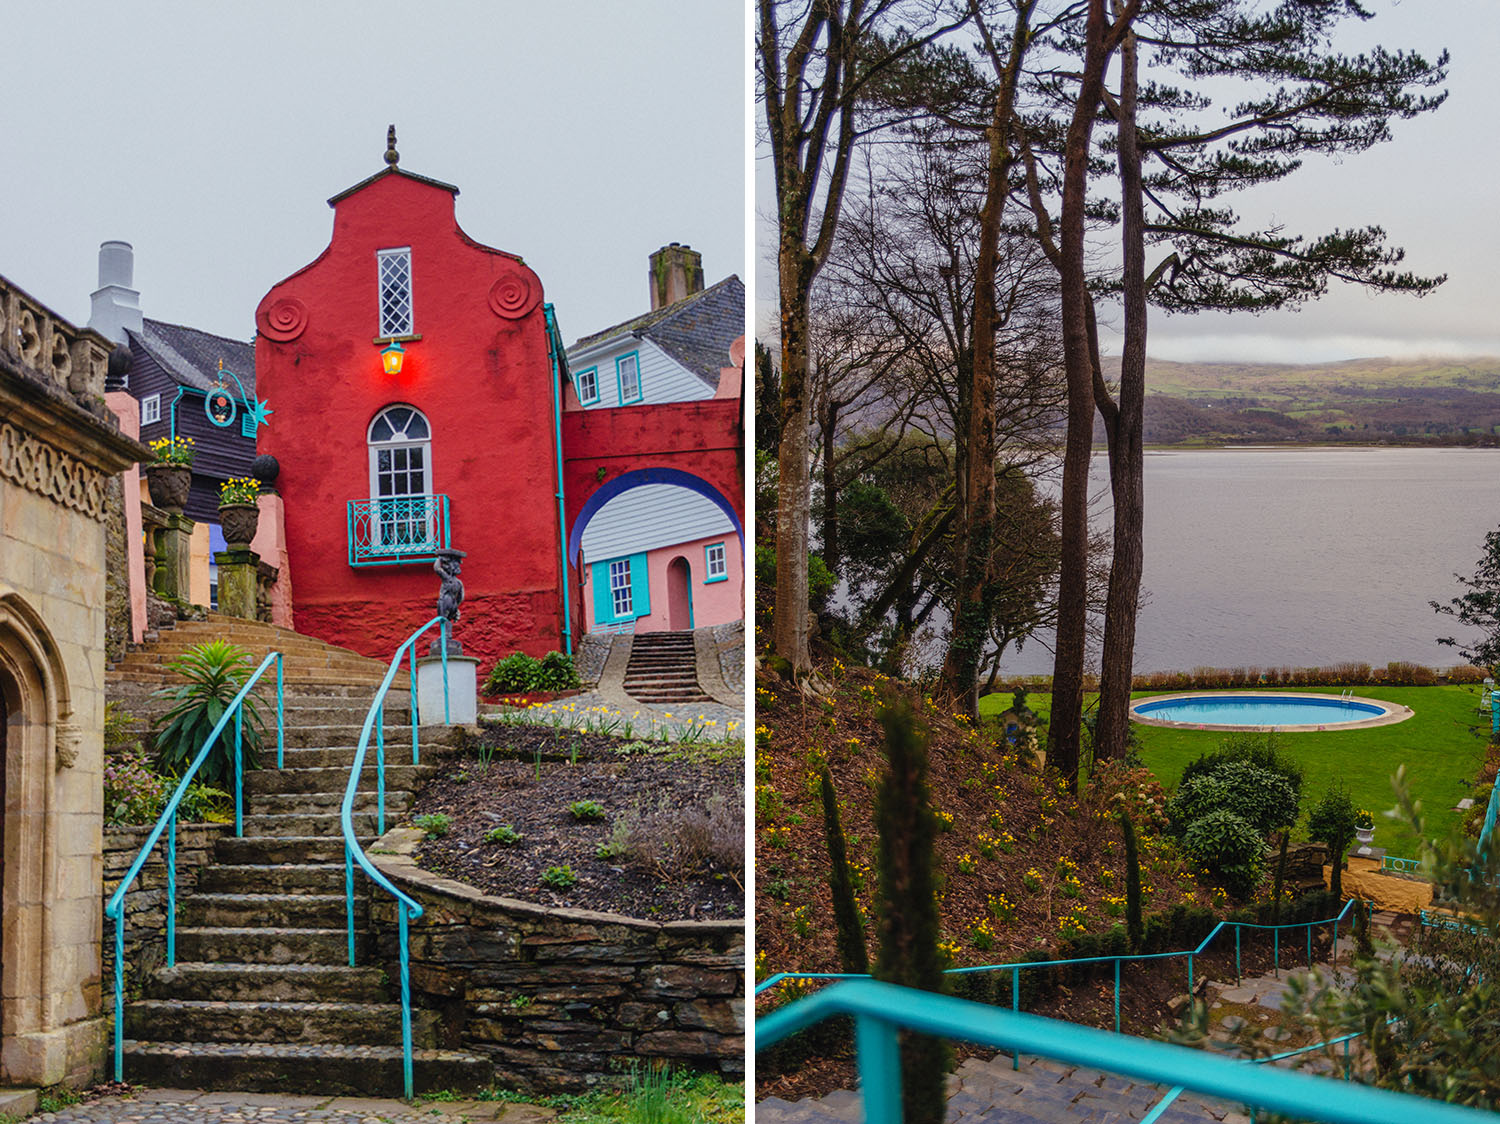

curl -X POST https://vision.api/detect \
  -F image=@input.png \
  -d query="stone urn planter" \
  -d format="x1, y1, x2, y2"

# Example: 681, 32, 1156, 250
1354, 826, 1375, 847
145, 465, 192, 512
218, 502, 260, 548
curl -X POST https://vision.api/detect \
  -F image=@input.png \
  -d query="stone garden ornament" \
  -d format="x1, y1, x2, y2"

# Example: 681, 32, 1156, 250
431, 548, 466, 655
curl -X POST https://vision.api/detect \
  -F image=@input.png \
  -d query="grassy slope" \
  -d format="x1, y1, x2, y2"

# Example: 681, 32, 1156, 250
980, 685, 1491, 857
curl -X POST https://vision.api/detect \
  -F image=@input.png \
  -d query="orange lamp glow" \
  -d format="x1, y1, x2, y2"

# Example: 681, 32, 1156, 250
381, 340, 405, 376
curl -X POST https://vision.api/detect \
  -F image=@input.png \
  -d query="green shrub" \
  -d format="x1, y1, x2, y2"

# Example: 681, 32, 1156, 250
536, 650, 580, 691
1179, 733, 1304, 807
485, 652, 542, 694
1308, 783, 1359, 897
485, 824, 521, 845
1183, 810, 1265, 897
104, 746, 167, 825
568, 799, 606, 821
153, 640, 267, 788
540, 864, 577, 889
413, 813, 451, 837
1169, 760, 1299, 836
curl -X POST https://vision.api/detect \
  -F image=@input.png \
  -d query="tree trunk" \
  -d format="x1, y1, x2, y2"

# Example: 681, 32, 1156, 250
1093, 26, 1147, 764
774, 232, 815, 675
1049, 0, 1112, 790
820, 396, 841, 572
937, 1, 1032, 716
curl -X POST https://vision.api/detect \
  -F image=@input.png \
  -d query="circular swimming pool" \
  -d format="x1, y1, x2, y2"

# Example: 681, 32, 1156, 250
1129, 691, 1413, 731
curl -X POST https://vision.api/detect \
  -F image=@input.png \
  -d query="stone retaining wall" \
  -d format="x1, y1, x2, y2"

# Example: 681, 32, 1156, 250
370, 828, 744, 1094
102, 823, 229, 986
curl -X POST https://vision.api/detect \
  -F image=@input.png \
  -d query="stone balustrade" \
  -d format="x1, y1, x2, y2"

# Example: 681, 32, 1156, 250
0, 274, 112, 412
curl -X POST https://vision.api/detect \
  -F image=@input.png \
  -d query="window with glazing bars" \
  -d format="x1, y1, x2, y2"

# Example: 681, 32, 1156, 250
377, 248, 413, 337
706, 542, 727, 580
368, 404, 432, 549
609, 558, 633, 618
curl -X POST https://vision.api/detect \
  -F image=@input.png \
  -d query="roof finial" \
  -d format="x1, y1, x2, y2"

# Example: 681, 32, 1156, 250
385, 125, 400, 166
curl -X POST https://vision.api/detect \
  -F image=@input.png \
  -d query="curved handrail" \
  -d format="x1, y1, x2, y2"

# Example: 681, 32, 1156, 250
757, 899, 1356, 1002
103, 650, 284, 1082
755, 978, 1493, 1124
341, 614, 449, 1100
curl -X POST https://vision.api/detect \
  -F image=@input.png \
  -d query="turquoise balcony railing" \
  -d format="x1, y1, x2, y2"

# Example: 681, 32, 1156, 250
756, 978, 1495, 1124
340, 615, 451, 1099
348, 494, 450, 566
103, 651, 284, 1082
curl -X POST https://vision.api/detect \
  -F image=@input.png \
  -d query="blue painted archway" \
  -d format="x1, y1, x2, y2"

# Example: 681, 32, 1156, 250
567, 467, 744, 566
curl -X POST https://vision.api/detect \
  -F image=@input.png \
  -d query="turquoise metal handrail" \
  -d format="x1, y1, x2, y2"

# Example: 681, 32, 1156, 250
340, 615, 450, 1099
756, 979, 1494, 1124
102, 650, 284, 1082
759, 899, 1355, 1045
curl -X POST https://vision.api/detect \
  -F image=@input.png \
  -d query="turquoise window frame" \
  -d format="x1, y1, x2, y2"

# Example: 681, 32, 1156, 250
616, 351, 644, 405
593, 552, 651, 624
576, 366, 600, 405
704, 541, 728, 583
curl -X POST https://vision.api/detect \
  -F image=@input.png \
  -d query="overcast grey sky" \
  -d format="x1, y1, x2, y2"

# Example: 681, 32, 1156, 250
756, 0, 1500, 364
3, 2, 746, 350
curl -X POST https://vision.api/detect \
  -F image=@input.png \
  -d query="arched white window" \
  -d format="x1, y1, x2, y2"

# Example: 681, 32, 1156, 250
368, 405, 433, 549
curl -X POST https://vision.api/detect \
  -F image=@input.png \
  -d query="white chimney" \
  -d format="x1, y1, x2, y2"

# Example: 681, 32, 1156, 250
88, 240, 143, 344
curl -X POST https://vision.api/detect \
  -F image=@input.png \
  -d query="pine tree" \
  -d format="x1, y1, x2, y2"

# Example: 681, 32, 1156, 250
819, 764, 869, 975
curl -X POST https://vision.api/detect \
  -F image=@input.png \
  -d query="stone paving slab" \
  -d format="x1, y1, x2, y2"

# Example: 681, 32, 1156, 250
28, 1089, 555, 1124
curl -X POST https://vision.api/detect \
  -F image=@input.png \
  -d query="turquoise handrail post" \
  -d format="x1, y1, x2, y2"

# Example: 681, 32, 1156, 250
409, 645, 420, 764
441, 618, 450, 725
276, 653, 285, 769
345, 843, 356, 966
165, 811, 176, 967
376, 704, 386, 835
1235, 926, 1241, 984
1187, 954, 1193, 994
102, 650, 282, 1082
112, 920, 124, 1079
1273, 928, 1280, 976
1011, 967, 1020, 1070
234, 708, 244, 837
1307, 923, 1312, 968
342, 616, 446, 1101
1332, 913, 1339, 973
1141, 1087, 1185, 1124
1114, 958, 1121, 1033
399, 907, 414, 1099
854, 1013, 902, 1124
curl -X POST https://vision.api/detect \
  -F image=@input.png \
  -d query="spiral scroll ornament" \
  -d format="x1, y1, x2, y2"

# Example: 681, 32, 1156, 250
258, 298, 309, 341
488, 262, 542, 321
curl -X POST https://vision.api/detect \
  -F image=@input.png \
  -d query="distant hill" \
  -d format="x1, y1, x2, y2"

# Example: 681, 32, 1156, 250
1099, 356, 1500, 445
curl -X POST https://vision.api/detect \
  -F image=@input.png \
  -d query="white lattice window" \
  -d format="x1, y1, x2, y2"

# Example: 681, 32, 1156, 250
706, 542, 727, 580
609, 558, 633, 618
141, 394, 161, 425
377, 248, 413, 337
618, 353, 641, 403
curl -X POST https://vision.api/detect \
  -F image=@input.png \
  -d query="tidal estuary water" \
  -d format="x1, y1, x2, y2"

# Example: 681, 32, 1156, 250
999, 446, 1500, 677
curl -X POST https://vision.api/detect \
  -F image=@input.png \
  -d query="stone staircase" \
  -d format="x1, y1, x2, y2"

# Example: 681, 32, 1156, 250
758, 1055, 1248, 1124
621, 630, 712, 705
106, 616, 492, 1095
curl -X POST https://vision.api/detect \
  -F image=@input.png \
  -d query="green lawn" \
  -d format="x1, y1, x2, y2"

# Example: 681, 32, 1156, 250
979, 685, 1492, 857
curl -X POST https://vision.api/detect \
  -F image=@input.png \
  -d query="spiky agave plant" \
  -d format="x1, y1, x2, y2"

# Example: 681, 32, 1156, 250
153, 639, 267, 789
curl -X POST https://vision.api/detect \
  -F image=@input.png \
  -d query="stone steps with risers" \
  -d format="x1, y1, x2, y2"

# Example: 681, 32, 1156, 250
622, 631, 713, 705
114, 619, 492, 1096
147, 962, 390, 1003
119, 1041, 490, 1096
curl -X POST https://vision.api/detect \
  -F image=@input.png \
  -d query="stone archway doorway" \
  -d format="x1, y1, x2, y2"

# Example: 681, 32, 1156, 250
667, 557, 693, 631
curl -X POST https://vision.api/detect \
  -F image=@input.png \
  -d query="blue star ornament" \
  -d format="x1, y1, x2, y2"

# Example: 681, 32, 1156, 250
248, 398, 274, 428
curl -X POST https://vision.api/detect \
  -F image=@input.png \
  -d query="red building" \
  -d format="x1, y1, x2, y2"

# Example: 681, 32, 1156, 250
254, 138, 743, 668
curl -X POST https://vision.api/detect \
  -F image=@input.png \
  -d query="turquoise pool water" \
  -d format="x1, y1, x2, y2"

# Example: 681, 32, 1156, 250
1130, 693, 1388, 728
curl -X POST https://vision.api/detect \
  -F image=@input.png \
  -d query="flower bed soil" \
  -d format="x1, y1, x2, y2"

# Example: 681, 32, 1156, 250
409, 725, 743, 921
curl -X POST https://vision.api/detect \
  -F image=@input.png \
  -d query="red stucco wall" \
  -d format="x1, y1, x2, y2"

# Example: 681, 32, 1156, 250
561, 399, 745, 537
254, 170, 567, 669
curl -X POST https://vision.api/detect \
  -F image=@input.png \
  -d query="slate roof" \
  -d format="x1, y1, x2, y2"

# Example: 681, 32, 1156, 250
571, 275, 743, 390
129, 318, 256, 393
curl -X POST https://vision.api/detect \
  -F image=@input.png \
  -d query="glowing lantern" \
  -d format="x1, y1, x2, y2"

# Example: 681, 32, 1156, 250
381, 339, 406, 376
